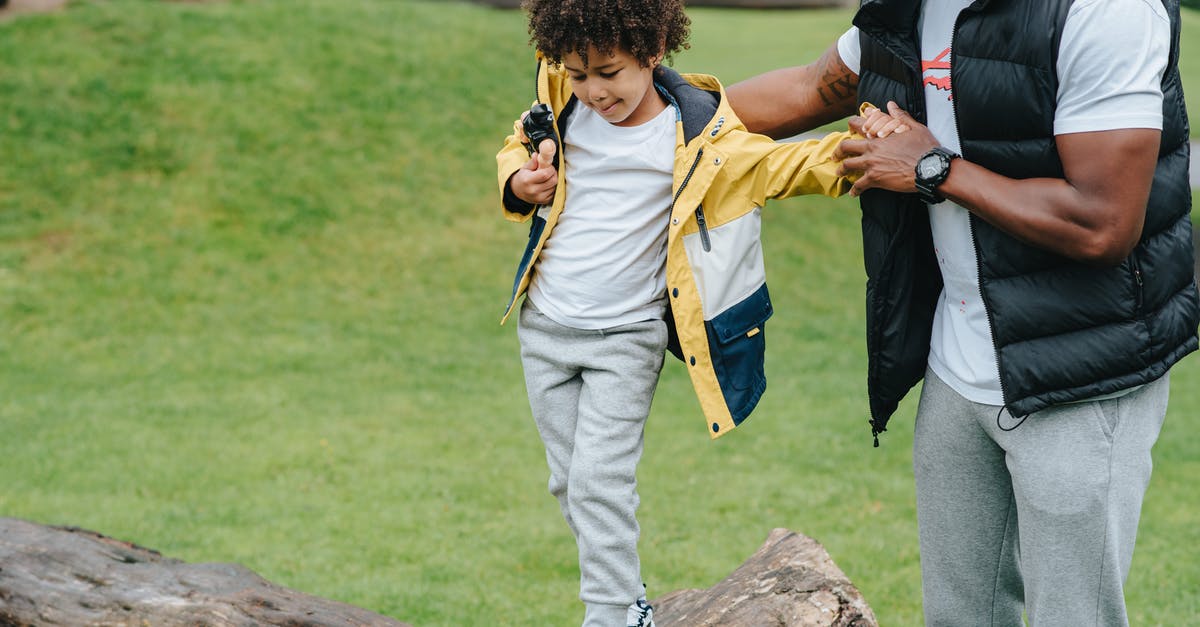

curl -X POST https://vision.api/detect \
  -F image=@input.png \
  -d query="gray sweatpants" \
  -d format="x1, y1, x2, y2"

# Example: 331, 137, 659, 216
518, 302, 668, 627
914, 369, 1169, 627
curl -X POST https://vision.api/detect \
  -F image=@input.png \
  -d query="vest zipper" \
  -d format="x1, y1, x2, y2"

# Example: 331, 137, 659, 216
966, 218, 1009, 400
950, 12, 1011, 411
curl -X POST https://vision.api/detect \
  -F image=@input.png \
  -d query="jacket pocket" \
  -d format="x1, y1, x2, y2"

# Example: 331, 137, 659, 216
705, 283, 773, 424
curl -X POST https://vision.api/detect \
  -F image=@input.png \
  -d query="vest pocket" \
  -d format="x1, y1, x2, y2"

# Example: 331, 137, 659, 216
704, 284, 773, 424
1129, 254, 1144, 313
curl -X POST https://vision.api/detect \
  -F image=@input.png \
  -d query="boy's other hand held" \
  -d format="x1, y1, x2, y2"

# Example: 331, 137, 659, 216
850, 102, 912, 139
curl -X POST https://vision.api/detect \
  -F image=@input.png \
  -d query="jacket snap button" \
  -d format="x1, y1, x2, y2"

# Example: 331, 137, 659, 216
714, 157, 721, 165
712, 422, 720, 433
689, 356, 696, 366
672, 288, 678, 297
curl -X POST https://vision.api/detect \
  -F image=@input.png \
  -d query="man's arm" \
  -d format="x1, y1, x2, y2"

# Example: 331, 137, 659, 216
838, 103, 1157, 265
727, 42, 861, 140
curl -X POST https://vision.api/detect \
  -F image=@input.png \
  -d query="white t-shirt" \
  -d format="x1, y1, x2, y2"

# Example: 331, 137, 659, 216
836, 0, 1169, 404
526, 103, 676, 330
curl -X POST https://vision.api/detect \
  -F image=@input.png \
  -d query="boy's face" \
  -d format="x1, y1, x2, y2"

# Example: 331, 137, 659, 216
561, 45, 665, 127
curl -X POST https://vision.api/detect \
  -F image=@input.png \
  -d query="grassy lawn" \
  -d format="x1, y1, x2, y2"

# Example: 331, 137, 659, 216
0, 1, 1196, 625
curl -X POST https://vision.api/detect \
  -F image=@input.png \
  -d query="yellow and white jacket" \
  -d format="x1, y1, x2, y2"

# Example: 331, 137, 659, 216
497, 59, 856, 439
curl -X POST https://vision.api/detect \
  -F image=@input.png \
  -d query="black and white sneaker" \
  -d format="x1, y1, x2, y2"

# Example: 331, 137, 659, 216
626, 597, 654, 627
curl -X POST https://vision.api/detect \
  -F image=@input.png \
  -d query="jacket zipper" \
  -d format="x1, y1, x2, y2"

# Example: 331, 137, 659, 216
533, 59, 541, 102
695, 206, 711, 252
670, 148, 709, 251
530, 61, 567, 217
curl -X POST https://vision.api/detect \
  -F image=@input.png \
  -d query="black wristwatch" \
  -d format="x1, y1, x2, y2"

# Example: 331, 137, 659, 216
914, 146, 959, 204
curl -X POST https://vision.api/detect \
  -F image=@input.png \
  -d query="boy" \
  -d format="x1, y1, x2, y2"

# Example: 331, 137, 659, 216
496, 1, 877, 624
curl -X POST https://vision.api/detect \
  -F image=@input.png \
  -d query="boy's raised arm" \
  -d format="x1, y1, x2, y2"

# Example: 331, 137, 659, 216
749, 128, 858, 201
733, 102, 903, 203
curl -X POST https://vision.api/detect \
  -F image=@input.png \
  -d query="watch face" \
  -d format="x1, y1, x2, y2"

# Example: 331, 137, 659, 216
917, 154, 944, 180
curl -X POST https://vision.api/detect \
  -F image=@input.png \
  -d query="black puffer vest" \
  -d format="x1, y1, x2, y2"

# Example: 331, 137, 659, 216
853, 0, 1198, 443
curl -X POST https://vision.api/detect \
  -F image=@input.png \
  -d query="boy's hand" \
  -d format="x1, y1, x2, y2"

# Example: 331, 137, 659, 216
852, 104, 911, 139
510, 139, 558, 205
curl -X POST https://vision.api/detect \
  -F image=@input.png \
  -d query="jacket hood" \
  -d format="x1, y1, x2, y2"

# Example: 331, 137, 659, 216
651, 65, 721, 144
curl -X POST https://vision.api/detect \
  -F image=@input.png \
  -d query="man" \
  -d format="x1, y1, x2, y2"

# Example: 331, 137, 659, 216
727, 1, 1196, 625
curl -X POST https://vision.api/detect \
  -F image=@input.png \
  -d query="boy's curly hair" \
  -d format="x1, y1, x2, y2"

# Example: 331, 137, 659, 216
522, 0, 691, 68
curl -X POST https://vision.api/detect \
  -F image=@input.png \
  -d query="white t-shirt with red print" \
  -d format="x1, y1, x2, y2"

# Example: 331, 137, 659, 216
836, 0, 1170, 405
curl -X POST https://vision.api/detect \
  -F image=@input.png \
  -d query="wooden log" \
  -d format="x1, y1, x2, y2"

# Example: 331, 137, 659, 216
0, 517, 409, 627
651, 528, 878, 626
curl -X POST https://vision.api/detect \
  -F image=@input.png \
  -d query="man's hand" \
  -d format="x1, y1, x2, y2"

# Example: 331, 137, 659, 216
838, 101, 939, 197
509, 139, 558, 206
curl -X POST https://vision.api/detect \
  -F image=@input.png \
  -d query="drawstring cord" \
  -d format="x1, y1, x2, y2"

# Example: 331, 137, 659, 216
996, 406, 1028, 432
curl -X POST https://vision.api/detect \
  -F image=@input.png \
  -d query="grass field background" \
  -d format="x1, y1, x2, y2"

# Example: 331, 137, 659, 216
0, 1, 1197, 625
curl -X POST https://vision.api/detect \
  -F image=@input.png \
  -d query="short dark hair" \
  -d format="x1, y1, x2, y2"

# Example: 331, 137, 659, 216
522, 0, 691, 68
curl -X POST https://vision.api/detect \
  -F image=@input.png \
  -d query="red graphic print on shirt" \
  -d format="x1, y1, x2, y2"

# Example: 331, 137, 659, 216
923, 47, 953, 100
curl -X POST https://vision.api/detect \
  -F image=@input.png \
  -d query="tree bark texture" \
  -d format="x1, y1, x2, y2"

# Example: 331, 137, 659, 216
0, 518, 409, 627
651, 528, 878, 627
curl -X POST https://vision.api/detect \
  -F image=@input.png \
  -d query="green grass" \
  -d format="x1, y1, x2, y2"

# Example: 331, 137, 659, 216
1180, 6, 1200, 126
0, 1, 1196, 625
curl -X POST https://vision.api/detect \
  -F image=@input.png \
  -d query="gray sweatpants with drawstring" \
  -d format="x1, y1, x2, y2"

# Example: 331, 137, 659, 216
518, 301, 668, 627
914, 368, 1169, 627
